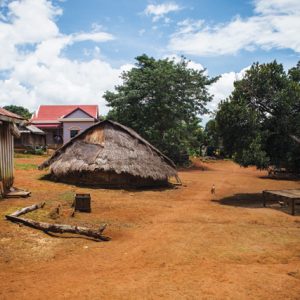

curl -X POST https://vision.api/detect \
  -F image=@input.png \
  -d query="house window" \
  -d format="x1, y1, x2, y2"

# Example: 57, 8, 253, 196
70, 129, 79, 138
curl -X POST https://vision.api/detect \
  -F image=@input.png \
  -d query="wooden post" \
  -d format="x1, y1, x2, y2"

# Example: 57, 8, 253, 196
0, 181, 4, 198
263, 191, 267, 207
291, 199, 295, 216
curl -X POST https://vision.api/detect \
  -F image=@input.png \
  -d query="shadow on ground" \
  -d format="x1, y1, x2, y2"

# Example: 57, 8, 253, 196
213, 193, 299, 215
178, 158, 213, 172
212, 193, 266, 208
44, 232, 105, 242
259, 175, 300, 181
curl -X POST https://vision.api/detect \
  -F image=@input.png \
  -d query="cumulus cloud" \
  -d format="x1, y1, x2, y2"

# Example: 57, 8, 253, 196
200, 66, 249, 124
0, 0, 128, 115
144, 2, 181, 22
169, 0, 300, 55
162, 54, 248, 124
72, 32, 114, 43
208, 67, 249, 111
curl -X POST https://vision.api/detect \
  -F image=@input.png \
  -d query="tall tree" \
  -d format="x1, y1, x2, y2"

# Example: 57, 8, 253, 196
216, 60, 300, 171
3, 105, 32, 119
104, 54, 217, 163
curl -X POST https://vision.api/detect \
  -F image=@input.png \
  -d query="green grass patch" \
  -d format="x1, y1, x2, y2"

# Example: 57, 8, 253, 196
15, 163, 37, 170
59, 191, 75, 204
2, 206, 23, 218
26, 207, 51, 222
14, 153, 48, 159
14, 153, 36, 159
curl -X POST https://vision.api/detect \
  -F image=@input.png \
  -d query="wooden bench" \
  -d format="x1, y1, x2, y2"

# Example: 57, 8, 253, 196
263, 189, 300, 215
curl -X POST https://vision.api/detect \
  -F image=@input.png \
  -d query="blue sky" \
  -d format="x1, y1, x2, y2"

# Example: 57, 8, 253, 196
56, 0, 299, 74
0, 0, 299, 119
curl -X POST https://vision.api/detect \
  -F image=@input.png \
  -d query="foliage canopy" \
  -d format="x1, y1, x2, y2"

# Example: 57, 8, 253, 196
216, 60, 300, 172
104, 54, 217, 163
3, 105, 32, 119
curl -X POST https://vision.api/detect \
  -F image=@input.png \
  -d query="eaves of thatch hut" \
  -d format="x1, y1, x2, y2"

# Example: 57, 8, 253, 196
39, 120, 178, 188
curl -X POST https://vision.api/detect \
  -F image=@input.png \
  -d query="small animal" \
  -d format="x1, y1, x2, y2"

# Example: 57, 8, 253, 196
70, 209, 75, 217
211, 184, 216, 195
49, 205, 60, 219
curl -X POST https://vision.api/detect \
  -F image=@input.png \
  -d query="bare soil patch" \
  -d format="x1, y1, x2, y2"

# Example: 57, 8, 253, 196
0, 156, 300, 299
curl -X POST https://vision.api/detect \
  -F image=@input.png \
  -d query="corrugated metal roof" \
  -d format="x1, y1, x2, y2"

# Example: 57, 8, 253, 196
25, 125, 46, 135
0, 108, 24, 123
19, 125, 46, 135
33, 124, 61, 128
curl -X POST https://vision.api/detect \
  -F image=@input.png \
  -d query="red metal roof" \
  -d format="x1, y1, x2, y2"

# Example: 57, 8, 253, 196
0, 107, 24, 120
35, 124, 61, 128
31, 105, 98, 122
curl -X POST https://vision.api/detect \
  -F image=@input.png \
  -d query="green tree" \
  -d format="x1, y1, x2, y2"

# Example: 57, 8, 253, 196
216, 60, 300, 171
104, 54, 217, 164
3, 105, 32, 119
204, 119, 220, 148
202, 119, 222, 157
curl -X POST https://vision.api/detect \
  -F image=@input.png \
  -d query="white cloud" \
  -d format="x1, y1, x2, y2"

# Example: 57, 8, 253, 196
169, 0, 300, 56
254, 0, 300, 14
138, 28, 146, 36
201, 66, 249, 124
0, 0, 127, 115
72, 32, 114, 43
144, 2, 181, 22
207, 66, 249, 112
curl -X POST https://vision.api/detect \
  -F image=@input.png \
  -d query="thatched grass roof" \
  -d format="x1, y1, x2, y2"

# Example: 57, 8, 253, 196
39, 120, 177, 181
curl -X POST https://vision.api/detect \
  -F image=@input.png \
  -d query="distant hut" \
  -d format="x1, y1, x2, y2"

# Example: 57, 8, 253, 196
39, 120, 178, 188
15, 124, 46, 151
0, 108, 30, 197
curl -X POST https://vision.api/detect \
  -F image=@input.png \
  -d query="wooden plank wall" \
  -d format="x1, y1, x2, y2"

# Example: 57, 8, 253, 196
0, 122, 14, 195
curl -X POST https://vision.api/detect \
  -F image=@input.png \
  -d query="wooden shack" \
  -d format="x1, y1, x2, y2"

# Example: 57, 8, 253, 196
15, 124, 46, 151
39, 120, 178, 188
0, 108, 30, 197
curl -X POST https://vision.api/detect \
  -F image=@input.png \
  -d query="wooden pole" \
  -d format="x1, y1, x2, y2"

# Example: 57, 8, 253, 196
291, 199, 295, 216
262, 191, 266, 207
0, 181, 4, 198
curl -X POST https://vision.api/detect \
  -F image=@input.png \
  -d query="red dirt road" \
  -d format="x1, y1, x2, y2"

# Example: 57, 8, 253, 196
0, 156, 300, 299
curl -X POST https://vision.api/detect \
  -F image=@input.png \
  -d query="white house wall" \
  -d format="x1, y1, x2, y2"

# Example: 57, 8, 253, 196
63, 121, 95, 143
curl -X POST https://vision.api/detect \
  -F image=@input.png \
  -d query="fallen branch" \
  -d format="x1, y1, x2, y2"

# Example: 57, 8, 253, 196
9, 202, 45, 217
5, 202, 110, 241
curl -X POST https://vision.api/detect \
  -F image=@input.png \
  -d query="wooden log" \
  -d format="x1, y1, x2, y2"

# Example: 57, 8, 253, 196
5, 203, 110, 241
10, 202, 45, 217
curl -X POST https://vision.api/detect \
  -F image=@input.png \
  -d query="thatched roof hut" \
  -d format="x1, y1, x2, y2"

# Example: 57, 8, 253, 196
39, 120, 177, 187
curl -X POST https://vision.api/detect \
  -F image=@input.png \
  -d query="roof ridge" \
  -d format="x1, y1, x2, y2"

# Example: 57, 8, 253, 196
39, 120, 176, 169
61, 107, 96, 119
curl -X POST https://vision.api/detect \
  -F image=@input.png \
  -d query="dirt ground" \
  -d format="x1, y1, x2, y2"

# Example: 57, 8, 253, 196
0, 155, 300, 299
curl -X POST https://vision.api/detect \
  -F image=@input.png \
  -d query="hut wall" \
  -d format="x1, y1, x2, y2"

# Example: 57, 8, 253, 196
15, 133, 46, 149
0, 122, 14, 194
43, 128, 63, 148
53, 170, 168, 188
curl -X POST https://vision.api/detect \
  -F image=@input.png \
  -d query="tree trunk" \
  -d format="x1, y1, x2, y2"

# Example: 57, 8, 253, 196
5, 203, 110, 241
